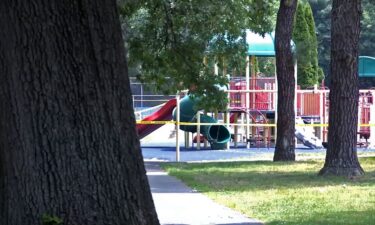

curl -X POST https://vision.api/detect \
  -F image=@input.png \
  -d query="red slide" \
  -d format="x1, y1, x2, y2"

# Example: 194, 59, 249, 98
136, 99, 177, 139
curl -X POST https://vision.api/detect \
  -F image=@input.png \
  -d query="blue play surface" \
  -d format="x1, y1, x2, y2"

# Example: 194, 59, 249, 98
141, 143, 375, 162
142, 146, 272, 162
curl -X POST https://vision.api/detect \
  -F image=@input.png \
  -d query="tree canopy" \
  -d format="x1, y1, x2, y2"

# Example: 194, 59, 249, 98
360, 0, 375, 56
122, 0, 375, 92
309, 0, 375, 83
120, 0, 278, 110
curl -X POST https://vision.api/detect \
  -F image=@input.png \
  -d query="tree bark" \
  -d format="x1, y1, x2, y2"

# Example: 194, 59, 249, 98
319, 0, 364, 176
0, 1, 159, 224
274, 0, 298, 161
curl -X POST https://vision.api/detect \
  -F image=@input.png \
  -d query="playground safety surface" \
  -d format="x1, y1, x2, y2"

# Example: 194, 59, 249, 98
141, 143, 375, 162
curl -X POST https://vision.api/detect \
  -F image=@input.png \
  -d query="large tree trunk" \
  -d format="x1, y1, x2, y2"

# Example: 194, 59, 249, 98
274, 0, 298, 161
319, 0, 364, 176
0, 1, 159, 224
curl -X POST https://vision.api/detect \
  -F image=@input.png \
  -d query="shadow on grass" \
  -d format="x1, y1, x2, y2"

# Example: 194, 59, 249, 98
164, 160, 320, 170
165, 157, 375, 169
267, 210, 375, 225
174, 170, 375, 193
162, 158, 375, 193
164, 223, 262, 225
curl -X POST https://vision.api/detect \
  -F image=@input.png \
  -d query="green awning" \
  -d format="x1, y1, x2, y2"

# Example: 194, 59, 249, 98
246, 31, 275, 56
246, 30, 295, 57
359, 56, 375, 77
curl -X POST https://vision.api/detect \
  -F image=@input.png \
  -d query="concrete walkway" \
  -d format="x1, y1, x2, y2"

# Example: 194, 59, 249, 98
146, 162, 263, 225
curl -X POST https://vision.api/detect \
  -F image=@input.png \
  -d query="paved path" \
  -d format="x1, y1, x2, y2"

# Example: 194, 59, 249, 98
146, 162, 263, 225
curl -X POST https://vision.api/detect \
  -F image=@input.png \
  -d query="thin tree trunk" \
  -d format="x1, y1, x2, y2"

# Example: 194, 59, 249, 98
319, 0, 364, 176
274, 0, 298, 161
0, 1, 159, 224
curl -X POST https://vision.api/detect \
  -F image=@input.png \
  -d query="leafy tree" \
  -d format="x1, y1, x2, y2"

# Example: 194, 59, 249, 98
0, 0, 159, 224
360, 0, 375, 56
121, 0, 278, 111
319, 0, 364, 176
274, 0, 298, 161
309, 0, 375, 84
304, 2, 325, 83
308, 0, 331, 82
358, 0, 375, 87
293, 1, 324, 88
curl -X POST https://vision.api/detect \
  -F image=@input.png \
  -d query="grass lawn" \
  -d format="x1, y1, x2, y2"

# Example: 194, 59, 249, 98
161, 157, 375, 225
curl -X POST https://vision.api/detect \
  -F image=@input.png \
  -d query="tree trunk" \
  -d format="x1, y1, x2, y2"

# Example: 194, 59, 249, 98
0, 1, 159, 224
319, 0, 364, 177
274, 0, 298, 161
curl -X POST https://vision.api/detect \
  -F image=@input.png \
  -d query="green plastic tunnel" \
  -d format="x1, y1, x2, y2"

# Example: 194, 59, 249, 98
172, 95, 231, 150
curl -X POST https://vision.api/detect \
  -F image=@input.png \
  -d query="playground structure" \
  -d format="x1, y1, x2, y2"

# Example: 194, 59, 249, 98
172, 95, 231, 150
134, 82, 375, 150
133, 31, 375, 152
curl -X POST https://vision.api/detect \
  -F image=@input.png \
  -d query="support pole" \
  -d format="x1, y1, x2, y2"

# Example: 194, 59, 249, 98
294, 61, 298, 146
369, 91, 375, 148
251, 56, 256, 140
274, 57, 278, 142
196, 111, 201, 150
234, 113, 238, 148
175, 94, 180, 162
226, 89, 231, 150
184, 132, 190, 148
358, 95, 363, 136
204, 111, 208, 148
214, 62, 219, 76
294, 61, 298, 118
319, 88, 324, 140
246, 55, 250, 148
226, 111, 230, 150
322, 90, 327, 142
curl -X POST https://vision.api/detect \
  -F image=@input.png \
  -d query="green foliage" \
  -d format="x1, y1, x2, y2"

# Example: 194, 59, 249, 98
309, 0, 375, 83
41, 214, 63, 225
258, 57, 276, 76
308, 0, 331, 84
293, 1, 324, 88
360, 0, 375, 57
120, 0, 278, 111
120, 0, 374, 94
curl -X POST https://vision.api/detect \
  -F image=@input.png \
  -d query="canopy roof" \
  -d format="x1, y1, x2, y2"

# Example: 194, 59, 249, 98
359, 56, 375, 77
208, 30, 295, 57
246, 30, 295, 57
246, 31, 276, 56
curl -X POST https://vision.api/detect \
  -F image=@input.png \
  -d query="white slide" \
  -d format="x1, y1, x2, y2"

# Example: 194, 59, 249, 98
295, 117, 323, 149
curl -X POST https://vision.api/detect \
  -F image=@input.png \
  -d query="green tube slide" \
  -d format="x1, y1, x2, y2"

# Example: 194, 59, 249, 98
173, 95, 231, 150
